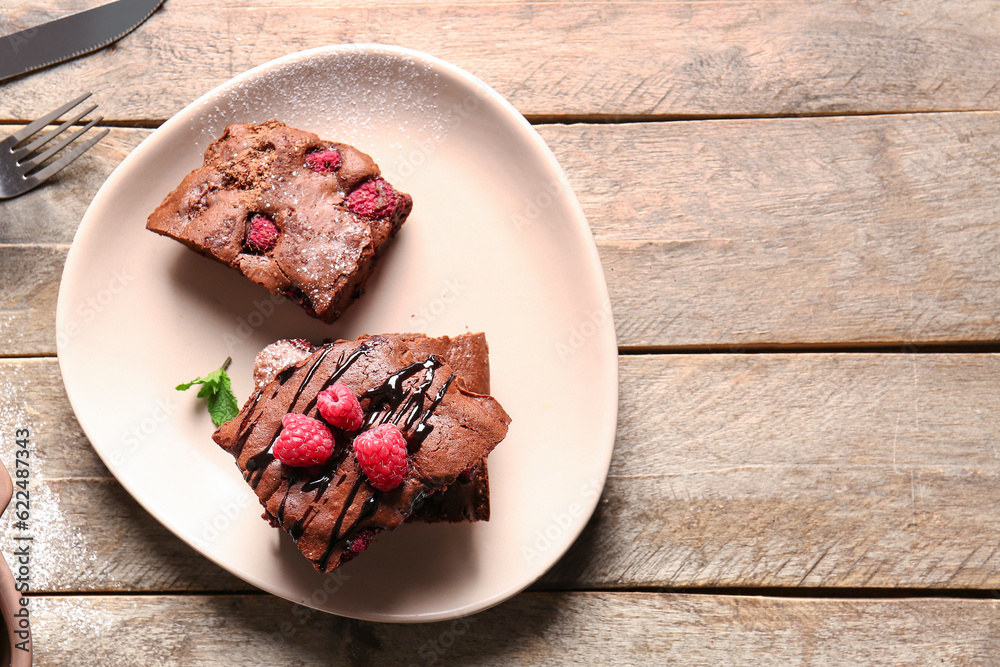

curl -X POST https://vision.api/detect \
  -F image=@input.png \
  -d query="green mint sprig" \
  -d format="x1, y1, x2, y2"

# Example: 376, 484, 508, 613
176, 357, 239, 427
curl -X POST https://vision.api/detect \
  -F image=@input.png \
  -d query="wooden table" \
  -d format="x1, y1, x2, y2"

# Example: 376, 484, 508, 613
3, 0, 1000, 663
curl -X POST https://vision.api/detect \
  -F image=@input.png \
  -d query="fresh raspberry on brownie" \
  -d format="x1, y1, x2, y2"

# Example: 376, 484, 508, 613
317, 383, 364, 431
145, 120, 413, 324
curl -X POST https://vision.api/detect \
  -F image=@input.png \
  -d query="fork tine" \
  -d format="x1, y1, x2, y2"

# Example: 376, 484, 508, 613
9, 92, 94, 146
20, 128, 109, 188
20, 116, 103, 174
16, 103, 98, 158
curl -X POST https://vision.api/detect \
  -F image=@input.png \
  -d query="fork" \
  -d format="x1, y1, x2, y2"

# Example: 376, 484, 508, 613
0, 92, 109, 199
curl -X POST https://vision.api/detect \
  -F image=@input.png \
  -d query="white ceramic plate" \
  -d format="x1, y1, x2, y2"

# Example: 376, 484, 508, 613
57, 45, 617, 622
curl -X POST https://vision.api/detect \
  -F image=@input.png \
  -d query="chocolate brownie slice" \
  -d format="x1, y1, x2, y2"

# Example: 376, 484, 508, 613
213, 333, 510, 572
249, 334, 494, 522
146, 120, 412, 323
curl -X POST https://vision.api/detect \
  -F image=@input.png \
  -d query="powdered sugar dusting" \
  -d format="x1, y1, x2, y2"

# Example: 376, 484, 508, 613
0, 365, 28, 451
33, 596, 119, 646
20, 482, 97, 587
185, 48, 451, 181
253, 339, 315, 390
0, 480, 99, 591
0, 363, 104, 588
0, 364, 55, 482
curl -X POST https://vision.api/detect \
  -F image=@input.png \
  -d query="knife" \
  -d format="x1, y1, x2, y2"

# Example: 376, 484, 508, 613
0, 0, 165, 83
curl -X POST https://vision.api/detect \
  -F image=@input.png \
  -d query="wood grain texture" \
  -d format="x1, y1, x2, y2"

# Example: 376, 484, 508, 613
0, 245, 66, 357
3, 355, 999, 592
3, 0, 997, 658
543, 112, 1000, 347
4, 108, 1000, 354
4, 1, 1000, 120
0, 358, 102, 478
544, 353, 1000, 589
27, 593, 1000, 666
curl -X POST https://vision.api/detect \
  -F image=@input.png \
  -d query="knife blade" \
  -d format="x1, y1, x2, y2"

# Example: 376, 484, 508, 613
0, 0, 165, 83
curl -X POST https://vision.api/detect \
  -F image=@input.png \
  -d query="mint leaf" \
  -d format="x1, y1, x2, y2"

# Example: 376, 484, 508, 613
206, 372, 239, 427
176, 358, 240, 427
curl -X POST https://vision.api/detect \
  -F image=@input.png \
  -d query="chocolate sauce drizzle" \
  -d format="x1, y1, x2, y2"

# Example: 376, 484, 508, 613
242, 344, 367, 489
410, 373, 455, 452
231, 389, 264, 455
231, 365, 292, 460
316, 478, 382, 572
232, 341, 459, 572
360, 356, 455, 443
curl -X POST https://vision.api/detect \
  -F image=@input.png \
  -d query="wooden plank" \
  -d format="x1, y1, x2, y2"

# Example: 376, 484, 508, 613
544, 353, 1000, 589
0, 358, 102, 478
4, 1, 1000, 120
543, 112, 1000, 347
0, 245, 65, 357
4, 355, 1000, 592
27, 593, 1000, 665
545, 113, 1000, 245
5, 107, 1000, 353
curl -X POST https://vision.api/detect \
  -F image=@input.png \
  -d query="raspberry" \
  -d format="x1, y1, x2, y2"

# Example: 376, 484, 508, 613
246, 213, 279, 252
274, 413, 335, 467
287, 338, 315, 352
353, 423, 408, 491
346, 178, 399, 218
348, 528, 377, 554
317, 382, 364, 431
306, 148, 342, 173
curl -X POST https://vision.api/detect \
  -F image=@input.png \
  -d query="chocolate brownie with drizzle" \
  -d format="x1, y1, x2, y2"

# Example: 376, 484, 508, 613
250, 334, 495, 523
146, 120, 412, 323
212, 333, 510, 572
